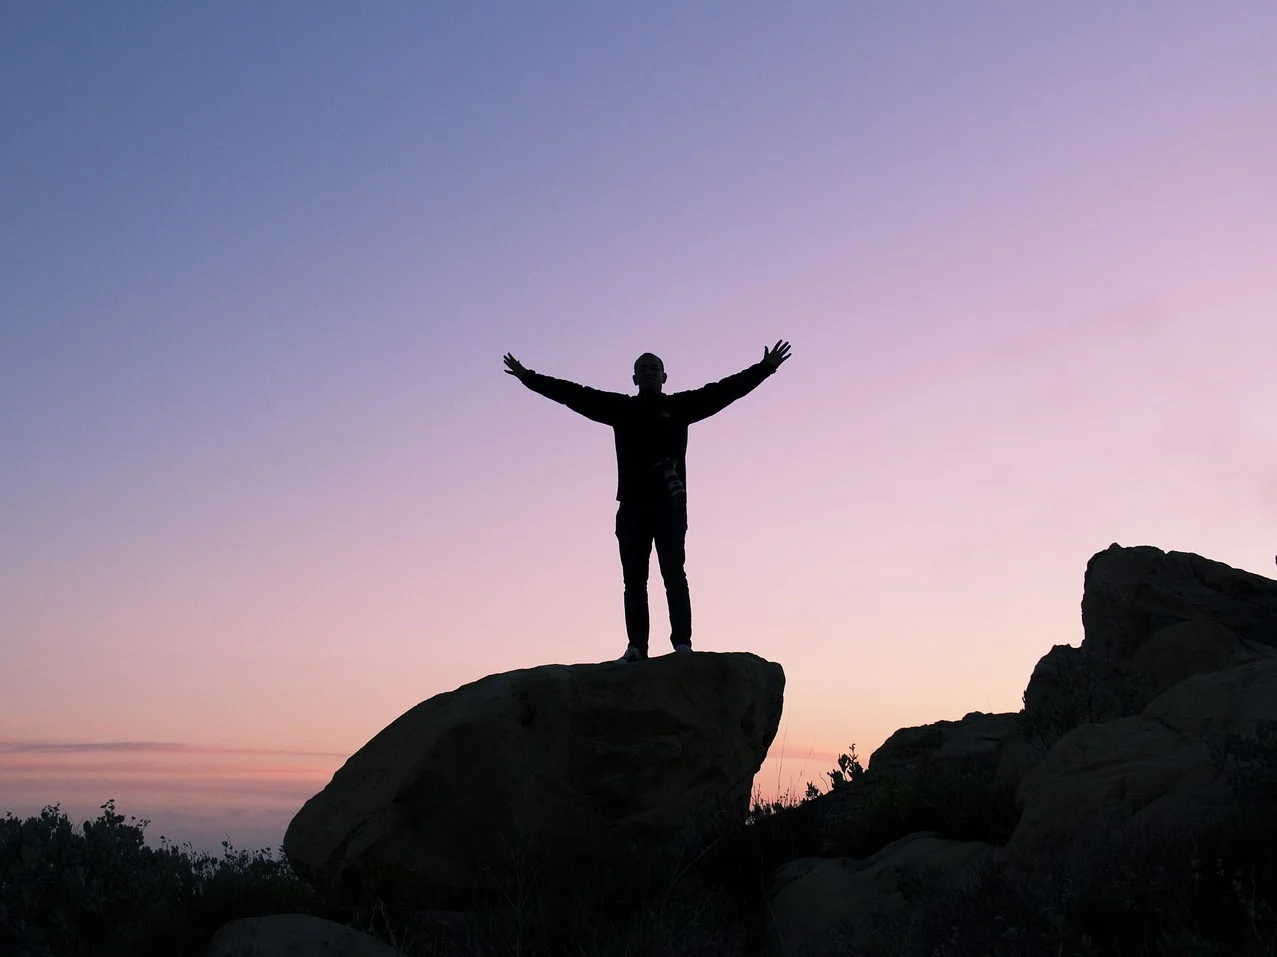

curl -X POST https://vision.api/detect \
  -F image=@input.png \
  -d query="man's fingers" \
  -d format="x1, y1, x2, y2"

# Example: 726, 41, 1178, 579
763, 340, 791, 365
503, 352, 527, 378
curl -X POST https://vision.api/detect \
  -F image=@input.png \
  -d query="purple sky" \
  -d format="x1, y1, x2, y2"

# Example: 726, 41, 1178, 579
3, 3, 1276, 852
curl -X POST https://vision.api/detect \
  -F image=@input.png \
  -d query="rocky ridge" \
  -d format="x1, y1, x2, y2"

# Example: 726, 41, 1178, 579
211, 543, 1277, 955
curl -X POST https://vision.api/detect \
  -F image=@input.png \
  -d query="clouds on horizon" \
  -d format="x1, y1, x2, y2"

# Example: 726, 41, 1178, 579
0, 737, 343, 852
0, 739, 346, 757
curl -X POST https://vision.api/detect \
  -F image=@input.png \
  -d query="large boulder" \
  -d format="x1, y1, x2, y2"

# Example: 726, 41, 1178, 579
1010, 658, 1277, 849
766, 832, 995, 955
284, 652, 784, 896
1081, 544, 1277, 664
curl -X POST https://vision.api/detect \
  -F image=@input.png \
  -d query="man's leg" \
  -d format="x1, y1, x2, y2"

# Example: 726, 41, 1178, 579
653, 505, 691, 648
615, 503, 654, 654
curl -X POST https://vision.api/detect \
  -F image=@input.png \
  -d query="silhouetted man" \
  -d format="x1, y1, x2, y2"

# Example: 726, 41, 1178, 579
503, 341, 791, 662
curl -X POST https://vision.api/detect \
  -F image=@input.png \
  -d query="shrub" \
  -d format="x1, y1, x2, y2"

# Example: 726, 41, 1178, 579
825, 745, 866, 792
0, 801, 330, 957
1210, 718, 1277, 804
818, 758, 1021, 860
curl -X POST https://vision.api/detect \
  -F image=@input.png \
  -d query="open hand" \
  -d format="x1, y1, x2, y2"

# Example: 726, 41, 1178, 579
503, 353, 531, 382
762, 340, 791, 370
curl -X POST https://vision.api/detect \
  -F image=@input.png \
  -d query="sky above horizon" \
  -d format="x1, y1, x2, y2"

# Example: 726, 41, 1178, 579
3, 3, 1276, 853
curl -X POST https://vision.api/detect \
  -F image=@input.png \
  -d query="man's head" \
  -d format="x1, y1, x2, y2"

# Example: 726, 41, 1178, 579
633, 353, 667, 394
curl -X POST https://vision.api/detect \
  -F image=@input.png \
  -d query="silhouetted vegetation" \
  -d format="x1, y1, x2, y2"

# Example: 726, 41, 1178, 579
0, 801, 328, 957
1211, 718, 1277, 804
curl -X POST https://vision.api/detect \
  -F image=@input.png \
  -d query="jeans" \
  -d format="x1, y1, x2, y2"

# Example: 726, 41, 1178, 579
615, 501, 690, 652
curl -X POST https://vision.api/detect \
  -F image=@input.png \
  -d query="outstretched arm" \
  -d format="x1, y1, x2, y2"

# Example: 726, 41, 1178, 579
672, 340, 791, 424
502, 353, 624, 425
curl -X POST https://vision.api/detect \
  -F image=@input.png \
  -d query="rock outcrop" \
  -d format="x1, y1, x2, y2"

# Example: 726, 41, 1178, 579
253, 543, 1277, 953
283, 651, 784, 896
868, 710, 1025, 787
1006, 545, 1277, 848
1081, 544, 1277, 663
856, 546, 1277, 808
1021, 545, 1277, 748
764, 543, 1277, 952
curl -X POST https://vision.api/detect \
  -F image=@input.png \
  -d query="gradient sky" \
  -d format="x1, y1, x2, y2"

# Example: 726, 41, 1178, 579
3, 3, 1276, 853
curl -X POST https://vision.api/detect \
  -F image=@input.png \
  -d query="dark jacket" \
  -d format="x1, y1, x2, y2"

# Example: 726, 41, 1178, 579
522, 362, 776, 505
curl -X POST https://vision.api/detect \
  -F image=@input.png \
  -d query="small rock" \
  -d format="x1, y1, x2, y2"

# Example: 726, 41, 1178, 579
206, 914, 400, 957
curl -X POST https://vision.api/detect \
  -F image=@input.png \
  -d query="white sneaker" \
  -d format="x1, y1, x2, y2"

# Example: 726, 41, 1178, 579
674, 644, 692, 653
617, 645, 647, 663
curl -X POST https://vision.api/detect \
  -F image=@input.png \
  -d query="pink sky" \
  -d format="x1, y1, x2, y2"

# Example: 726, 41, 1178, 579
3, 4, 1276, 851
